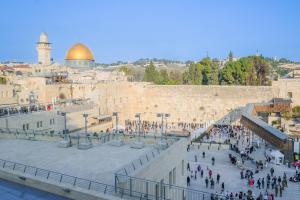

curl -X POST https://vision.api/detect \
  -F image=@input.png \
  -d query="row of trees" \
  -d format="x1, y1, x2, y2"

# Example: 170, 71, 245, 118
141, 55, 271, 86
143, 62, 182, 84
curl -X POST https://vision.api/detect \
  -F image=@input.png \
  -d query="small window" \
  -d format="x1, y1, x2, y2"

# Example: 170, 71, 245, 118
288, 92, 293, 98
23, 124, 26, 130
26, 124, 29, 130
37, 122, 39, 128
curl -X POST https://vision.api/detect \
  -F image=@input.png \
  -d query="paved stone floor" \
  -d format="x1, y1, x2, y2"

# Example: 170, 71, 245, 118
187, 143, 300, 200
0, 139, 154, 185
0, 179, 70, 200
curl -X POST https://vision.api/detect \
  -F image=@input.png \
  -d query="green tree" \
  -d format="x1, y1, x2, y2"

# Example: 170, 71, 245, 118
0, 77, 6, 84
143, 61, 160, 83
183, 62, 203, 85
158, 69, 169, 84
292, 106, 300, 118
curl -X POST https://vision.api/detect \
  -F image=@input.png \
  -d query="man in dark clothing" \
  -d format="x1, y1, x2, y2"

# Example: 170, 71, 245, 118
257, 179, 261, 189
217, 174, 220, 184
221, 182, 225, 192
210, 178, 214, 189
205, 177, 209, 188
187, 176, 191, 186
267, 179, 270, 189
261, 178, 265, 189
201, 169, 204, 178
202, 151, 205, 158
240, 170, 244, 179
279, 184, 283, 197
270, 167, 274, 176
187, 163, 190, 171
275, 184, 278, 197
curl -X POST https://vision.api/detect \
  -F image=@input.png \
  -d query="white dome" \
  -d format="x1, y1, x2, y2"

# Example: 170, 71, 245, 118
39, 32, 48, 43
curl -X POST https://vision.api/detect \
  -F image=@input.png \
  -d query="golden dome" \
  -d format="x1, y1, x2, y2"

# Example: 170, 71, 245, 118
65, 43, 94, 61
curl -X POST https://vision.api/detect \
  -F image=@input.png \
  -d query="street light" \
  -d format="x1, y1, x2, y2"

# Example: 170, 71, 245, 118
77, 113, 92, 150
58, 111, 71, 148
60, 112, 67, 136
156, 113, 170, 141
135, 113, 141, 142
130, 113, 144, 149
82, 113, 89, 136
112, 112, 119, 134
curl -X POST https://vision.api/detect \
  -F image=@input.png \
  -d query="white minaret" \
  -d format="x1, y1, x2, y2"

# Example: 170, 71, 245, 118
36, 32, 51, 65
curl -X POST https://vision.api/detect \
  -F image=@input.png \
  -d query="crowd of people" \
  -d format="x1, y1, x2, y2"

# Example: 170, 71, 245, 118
124, 120, 202, 135
186, 125, 298, 200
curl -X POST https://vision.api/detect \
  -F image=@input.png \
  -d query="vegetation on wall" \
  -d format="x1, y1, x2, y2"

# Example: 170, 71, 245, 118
0, 77, 7, 84
282, 106, 300, 120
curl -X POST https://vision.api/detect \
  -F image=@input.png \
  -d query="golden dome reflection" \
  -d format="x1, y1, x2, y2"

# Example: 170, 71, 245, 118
65, 43, 94, 61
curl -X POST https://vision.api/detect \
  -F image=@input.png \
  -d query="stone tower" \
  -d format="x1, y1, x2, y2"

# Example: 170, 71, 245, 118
36, 32, 51, 65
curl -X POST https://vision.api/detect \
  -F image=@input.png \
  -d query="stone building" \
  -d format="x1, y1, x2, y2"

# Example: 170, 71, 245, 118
36, 32, 51, 66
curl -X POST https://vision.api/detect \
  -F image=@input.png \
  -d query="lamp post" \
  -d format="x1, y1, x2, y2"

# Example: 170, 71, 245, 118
112, 112, 119, 134
61, 112, 67, 136
58, 111, 71, 148
156, 113, 170, 141
83, 113, 88, 142
135, 113, 141, 142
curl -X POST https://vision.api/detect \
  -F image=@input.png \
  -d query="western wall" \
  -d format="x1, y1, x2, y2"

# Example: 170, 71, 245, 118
30, 78, 298, 127
92, 79, 300, 125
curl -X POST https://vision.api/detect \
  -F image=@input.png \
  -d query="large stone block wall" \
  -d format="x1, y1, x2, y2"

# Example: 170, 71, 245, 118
94, 83, 280, 125
40, 79, 300, 126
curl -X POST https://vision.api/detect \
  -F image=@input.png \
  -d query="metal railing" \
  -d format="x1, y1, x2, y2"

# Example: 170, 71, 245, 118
116, 138, 179, 176
0, 158, 116, 196
0, 158, 181, 200
0, 127, 122, 143
115, 174, 228, 200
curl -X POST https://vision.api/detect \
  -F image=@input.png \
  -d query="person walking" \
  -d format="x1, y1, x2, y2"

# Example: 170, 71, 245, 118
270, 167, 274, 176
221, 182, 225, 192
187, 162, 190, 171
257, 178, 261, 189
187, 176, 191, 186
217, 173, 220, 184
201, 169, 204, 178
209, 169, 212, 178
279, 183, 283, 197
212, 157, 215, 166
210, 178, 215, 189
274, 184, 278, 197
205, 177, 209, 188
262, 178, 265, 189
203, 151, 205, 158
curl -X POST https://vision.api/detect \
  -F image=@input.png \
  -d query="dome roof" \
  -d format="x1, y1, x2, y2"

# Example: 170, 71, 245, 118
39, 32, 48, 43
65, 43, 94, 61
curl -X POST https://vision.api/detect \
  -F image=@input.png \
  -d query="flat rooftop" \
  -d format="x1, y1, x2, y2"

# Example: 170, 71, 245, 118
0, 139, 155, 185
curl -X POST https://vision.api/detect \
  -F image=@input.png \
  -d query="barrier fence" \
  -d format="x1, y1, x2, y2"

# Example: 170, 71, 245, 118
0, 157, 232, 200
115, 174, 228, 200
0, 158, 116, 196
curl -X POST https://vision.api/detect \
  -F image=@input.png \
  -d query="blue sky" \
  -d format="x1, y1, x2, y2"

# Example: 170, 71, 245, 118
0, 0, 300, 63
